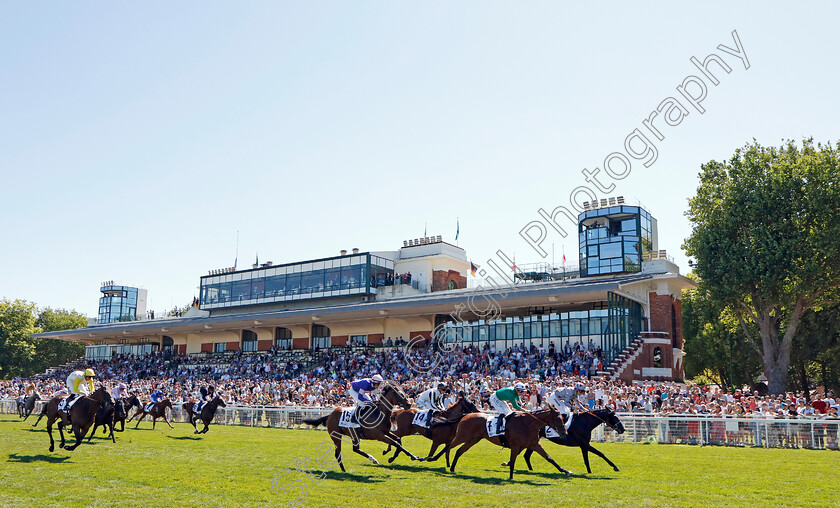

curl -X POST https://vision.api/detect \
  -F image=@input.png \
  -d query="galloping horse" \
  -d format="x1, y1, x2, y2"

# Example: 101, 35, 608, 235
447, 408, 572, 480
43, 388, 109, 452
88, 393, 117, 443
503, 408, 626, 473
17, 393, 40, 420
127, 398, 175, 429
303, 384, 422, 472
183, 396, 227, 434
112, 397, 133, 432
384, 395, 479, 466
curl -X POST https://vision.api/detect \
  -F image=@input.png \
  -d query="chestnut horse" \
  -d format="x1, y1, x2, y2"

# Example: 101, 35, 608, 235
127, 398, 174, 429
183, 395, 227, 434
303, 384, 422, 472
43, 388, 109, 452
384, 395, 479, 466
447, 408, 572, 480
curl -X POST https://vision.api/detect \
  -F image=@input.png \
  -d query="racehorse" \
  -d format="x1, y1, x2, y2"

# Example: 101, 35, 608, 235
127, 398, 175, 429
502, 408, 626, 473
182, 395, 227, 434
447, 408, 572, 480
43, 388, 108, 452
111, 397, 134, 432
302, 384, 422, 472
384, 395, 480, 467
17, 393, 40, 420
88, 392, 117, 443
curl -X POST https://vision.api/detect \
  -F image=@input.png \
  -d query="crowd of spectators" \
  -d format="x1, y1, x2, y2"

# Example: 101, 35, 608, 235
1, 343, 838, 427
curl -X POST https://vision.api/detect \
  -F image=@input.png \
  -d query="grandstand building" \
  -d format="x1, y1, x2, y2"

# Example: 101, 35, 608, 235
34, 199, 694, 382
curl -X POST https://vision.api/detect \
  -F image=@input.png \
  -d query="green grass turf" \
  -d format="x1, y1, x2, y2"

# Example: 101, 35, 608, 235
0, 415, 837, 508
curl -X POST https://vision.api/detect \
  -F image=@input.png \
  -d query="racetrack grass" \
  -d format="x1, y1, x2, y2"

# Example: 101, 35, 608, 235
0, 415, 837, 508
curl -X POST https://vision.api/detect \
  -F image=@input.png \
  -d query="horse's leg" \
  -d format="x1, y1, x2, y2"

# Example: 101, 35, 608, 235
381, 432, 419, 461
57, 420, 67, 449
524, 448, 534, 471
382, 444, 392, 456
109, 422, 115, 443
47, 418, 56, 452
201, 420, 210, 433
88, 423, 98, 442
352, 441, 379, 465
584, 443, 619, 472
580, 446, 592, 474
33, 407, 46, 427
152, 416, 156, 430
163, 413, 174, 429
425, 441, 441, 462
508, 447, 522, 480
134, 413, 144, 428
331, 433, 346, 473
450, 436, 481, 473
387, 428, 408, 463
530, 442, 572, 476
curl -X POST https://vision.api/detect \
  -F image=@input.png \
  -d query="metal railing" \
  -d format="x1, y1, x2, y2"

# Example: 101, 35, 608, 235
3, 400, 837, 450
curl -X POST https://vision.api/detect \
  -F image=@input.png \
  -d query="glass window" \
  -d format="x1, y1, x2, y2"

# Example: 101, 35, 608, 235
569, 319, 581, 336
513, 323, 524, 339
350, 335, 367, 346
600, 242, 622, 259
233, 281, 250, 300
286, 273, 301, 294
251, 279, 265, 299
214, 342, 226, 353
302, 271, 324, 294
325, 268, 340, 290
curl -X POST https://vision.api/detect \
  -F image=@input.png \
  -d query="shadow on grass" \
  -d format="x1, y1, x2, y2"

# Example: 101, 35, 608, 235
309, 470, 385, 483
167, 435, 202, 441
8, 453, 71, 464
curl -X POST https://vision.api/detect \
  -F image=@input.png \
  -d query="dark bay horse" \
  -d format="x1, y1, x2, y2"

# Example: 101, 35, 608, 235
88, 393, 116, 443
17, 393, 40, 420
44, 388, 108, 452
183, 396, 227, 434
112, 397, 133, 432
303, 384, 422, 472
128, 399, 175, 429
384, 396, 479, 466
447, 408, 572, 480
503, 408, 626, 473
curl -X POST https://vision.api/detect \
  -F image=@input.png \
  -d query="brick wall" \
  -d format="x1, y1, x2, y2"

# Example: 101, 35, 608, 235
200, 343, 212, 353
226, 341, 239, 352
332, 335, 349, 347
292, 337, 309, 349
431, 270, 467, 292
257, 340, 273, 351
649, 292, 674, 334
367, 333, 384, 345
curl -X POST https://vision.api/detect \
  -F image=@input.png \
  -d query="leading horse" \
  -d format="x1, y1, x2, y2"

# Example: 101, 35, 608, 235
303, 384, 422, 472
447, 408, 572, 480
43, 388, 109, 452
503, 408, 626, 473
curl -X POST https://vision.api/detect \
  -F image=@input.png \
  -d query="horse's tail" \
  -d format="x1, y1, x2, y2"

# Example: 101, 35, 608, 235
303, 415, 329, 428
31, 403, 49, 427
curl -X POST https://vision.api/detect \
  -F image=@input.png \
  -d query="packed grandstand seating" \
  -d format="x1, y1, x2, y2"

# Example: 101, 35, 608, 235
1, 343, 838, 425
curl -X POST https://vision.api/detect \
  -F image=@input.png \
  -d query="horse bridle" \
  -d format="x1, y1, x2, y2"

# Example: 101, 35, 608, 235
582, 409, 618, 431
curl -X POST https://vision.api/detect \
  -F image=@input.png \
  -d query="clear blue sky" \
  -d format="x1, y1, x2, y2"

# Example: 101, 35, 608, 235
2, 2, 838, 317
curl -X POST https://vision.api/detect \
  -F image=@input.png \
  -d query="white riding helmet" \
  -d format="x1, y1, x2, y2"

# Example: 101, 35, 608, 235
514, 383, 526, 392
371, 374, 384, 383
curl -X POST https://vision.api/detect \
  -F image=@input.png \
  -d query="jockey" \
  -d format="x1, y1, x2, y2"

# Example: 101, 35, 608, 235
196, 385, 215, 412
63, 368, 96, 413
349, 374, 383, 406
415, 383, 447, 425
151, 389, 163, 403
112, 383, 127, 400
548, 382, 577, 417
490, 383, 526, 430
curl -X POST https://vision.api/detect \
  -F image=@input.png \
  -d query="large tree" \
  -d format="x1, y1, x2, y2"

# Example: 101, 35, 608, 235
684, 139, 840, 394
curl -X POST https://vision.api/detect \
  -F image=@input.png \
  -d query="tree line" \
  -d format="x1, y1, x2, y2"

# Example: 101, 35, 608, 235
0, 299, 87, 379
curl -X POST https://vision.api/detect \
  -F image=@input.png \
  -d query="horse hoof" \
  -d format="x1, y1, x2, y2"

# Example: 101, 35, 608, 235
49, 445, 54, 452
387, 457, 395, 464
614, 467, 620, 472
371, 459, 379, 465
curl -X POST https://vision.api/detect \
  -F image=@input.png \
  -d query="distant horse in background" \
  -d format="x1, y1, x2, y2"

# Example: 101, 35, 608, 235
17, 393, 40, 420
